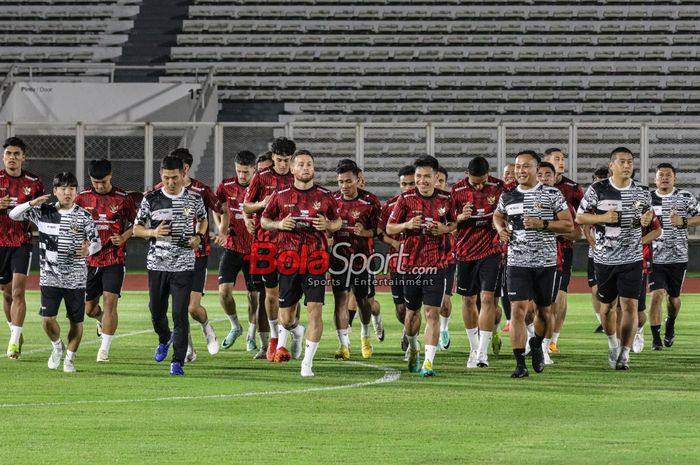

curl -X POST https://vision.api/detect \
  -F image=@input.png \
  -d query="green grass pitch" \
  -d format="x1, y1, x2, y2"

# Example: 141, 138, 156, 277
1, 291, 699, 465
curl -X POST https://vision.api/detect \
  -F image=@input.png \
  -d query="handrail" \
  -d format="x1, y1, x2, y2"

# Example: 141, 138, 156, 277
0, 64, 16, 107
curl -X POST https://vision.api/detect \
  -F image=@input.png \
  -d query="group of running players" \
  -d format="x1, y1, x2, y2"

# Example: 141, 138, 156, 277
1, 136, 693, 377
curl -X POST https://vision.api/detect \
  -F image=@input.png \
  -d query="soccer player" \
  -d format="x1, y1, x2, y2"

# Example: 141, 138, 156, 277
543, 148, 584, 354
377, 165, 415, 355
387, 155, 457, 377
583, 167, 611, 333
75, 159, 137, 362
244, 137, 296, 361
214, 150, 263, 354
0, 137, 44, 359
631, 216, 661, 352
134, 156, 207, 376
162, 148, 222, 361
493, 151, 573, 378
257, 152, 273, 171
648, 163, 700, 349
10, 172, 101, 372
261, 149, 341, 376
576, 147, 653, 370
502, 163, 515, 185
452, 156, 504, 368
331, 161, 381, 360
435, 165, 455, 350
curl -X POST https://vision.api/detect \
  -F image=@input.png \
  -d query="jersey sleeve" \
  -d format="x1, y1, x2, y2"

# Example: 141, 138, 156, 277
687, 193, 700, 217
578, 184, 598, 214
135, 197, 151, 227
551, 189, 568, 215
366, 196, 381, 230
202, 185, 223, 214
84, 213, 102, 256
123, 193, 137, 227
496, 193, 507, 215
244, 173, 263, 204
389, 194, 407, 224
215, 182, 227, 207
325, 193, 340, 221
261, 191, 280, 220
194, 195, 207, 222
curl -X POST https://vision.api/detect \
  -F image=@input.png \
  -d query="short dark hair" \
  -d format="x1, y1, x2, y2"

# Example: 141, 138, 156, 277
413, 155, 439, 172
437, 166, 448, 179
544, 148, 565, 158
398, 165, 415, 177
610, 146, 633, 161
257, 151, 273, 165
270, 137, 296, 157
291, 149, 314, 162
3, 137, 26, 153
538, 161, 556, 174
161, 156, 184, 171
88, 158, 111, 179
53, 171, 78, 188
169, 148, 193, 168
336, 160, 360, 176
593, 167, 610, 180
515, 150, 541, 164
467, 156, 490, 177
656, 162, 676, 175
235, 150, 256, 166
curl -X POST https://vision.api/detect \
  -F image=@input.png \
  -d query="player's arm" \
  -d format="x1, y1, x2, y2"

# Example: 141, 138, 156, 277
582, 224, 596, 248
8, 194, 51, 221
641, 227, 661, 245
492, 209, 511, 242
242, 175, 270, 214
133, 198, 170, 239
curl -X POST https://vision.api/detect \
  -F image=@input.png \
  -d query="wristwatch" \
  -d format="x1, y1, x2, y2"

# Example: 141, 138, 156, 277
541, 219, 550, 230
195, 232, 205, 241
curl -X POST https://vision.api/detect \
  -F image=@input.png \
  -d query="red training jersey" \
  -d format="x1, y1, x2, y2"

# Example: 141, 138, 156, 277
75, 186, 137, 267
262, 184, 340, 254
553, 175, 584, 249
642, 214, 662, 274
378, 194, 403, 272
153, 178, 222, 257
450, 176, 504, 261
332, 188, 381, 270
0, 169, 44, 247
244, 168, 294, 245
388, 188, 456, 271
215, 176, 253, 254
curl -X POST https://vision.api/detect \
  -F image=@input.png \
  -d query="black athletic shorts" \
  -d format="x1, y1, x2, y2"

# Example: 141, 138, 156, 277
279, 271, 325, 307
595, 260, 643, 304
456, 253, 501, 297
86, 264, 125, 301
444, 262, 456, 296
391, 271, 405, 305
558, 247, 574, 292
330, 266, 373, 298
649, 262, 687, 298
218, 249, 261, 292
506, 265, 557, 307
587, 256, 596, 287
0, 244, 32, 284
40, 286, 85, 323
192, 255, 208, 294
368, 272, 376, 299
638, 272, 648, 312
403, 268, 447, 310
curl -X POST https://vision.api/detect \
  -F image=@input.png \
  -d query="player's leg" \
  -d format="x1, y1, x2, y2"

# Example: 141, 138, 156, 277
274, 272, 305, 363
170, 270, 193, 374
615, 262, 643, 370
352, 271, 374, 359
551, 248, 573, 352
218, 250, 244, 350
40, 286, 64, 369
84, 266, 104, 338
588, 257, 603, 333
474, 254, 502, 366
346, 291, 357, 328
148, 270, 173, 362
663, 263, 686, 348
632, 273, 648, 353
301, 300, 323, 377
188, 256, 218, 359
62, 288, 85, 373
457, 260, 479, 367
263, 273, 281, 361
331, 283, 351, 359
5, 245, 31, 358
418, 269, 445, 376
529, 266, 557, 373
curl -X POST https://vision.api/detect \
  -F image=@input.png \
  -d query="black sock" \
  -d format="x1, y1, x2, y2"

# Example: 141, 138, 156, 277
532, 333, 544, 346
667, 314, 676, 323
651, 325, 661, 341
513, 348, 526, 367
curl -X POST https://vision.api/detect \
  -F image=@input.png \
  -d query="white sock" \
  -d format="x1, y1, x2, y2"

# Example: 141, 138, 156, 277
187, 331, 194, 350
200, 319, 210, 331
595, 313, 602, 324
439, 315, 450, 332
543, 337, 551, 351
9, 324, 21, 345
408, 335, 419, 351
621, 346, 631, 358
7, 320, 12, 331
477, 330, 492, 355
51, 339, 62, 350
607, 335, 619, 350
360, 323, 370, 337
465, 327, 479, 352
247, 323, 256, 339
425, 344, 437, 364
337, 329, 349, 347
636, 326, 644, 335
505, 319, 510, 325
291, 324, 304, 339
302, 340, 319, 367
371, 314, 382, 325
228, 314, 239, 329
552, 332, 560, 344
259, 332, 270, 348
99, 334, 113, 353
277, 326, 289, 349
268, 320, 279, 338
526, 323, 535, 339
66, 350, 76, 362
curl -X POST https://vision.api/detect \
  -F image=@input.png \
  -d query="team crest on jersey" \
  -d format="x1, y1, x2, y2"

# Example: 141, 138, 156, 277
313, 201, 321, 210
69, 223, 79, 233
22, 186, 31, 196
438, 207, 446, 217
487, 196, 496, 205
183, 207, 192, 216
109, 204, 119, 214
533, 201, 543, 210
351, 210, 361, 219
633, 200, 641, 209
